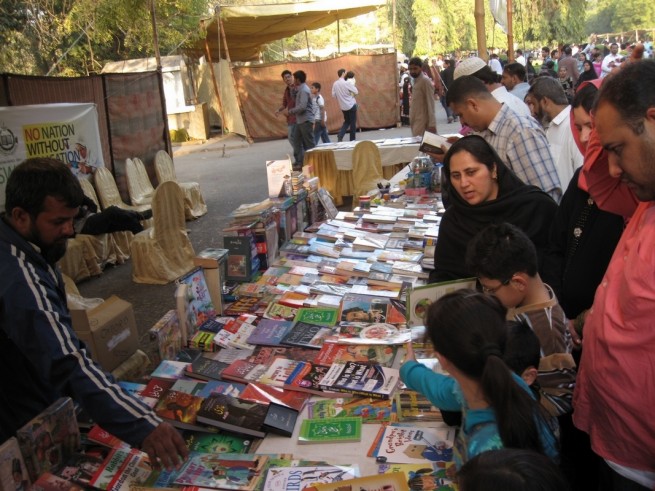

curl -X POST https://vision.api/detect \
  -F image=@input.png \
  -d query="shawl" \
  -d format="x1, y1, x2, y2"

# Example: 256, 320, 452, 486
430, 135, 558, 282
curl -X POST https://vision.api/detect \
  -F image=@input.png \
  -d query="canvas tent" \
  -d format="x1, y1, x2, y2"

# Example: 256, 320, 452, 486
188, 0, 397, 141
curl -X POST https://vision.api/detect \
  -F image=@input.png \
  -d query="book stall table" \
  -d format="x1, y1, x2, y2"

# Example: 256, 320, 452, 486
304, 137, 422, 205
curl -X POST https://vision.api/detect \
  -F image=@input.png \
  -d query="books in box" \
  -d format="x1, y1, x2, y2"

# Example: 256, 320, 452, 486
319, 362, 401, 399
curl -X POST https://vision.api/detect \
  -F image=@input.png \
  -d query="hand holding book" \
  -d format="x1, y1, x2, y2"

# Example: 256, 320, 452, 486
140, 422, 189, 471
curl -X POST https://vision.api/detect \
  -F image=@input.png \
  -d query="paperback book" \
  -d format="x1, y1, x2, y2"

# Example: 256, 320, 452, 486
314, 343, 403, 369
173, 453, 269, 490
154, 390, 204, 430
304, 472, 409, 491
338, 294, 406, 326
280, 322, 335, 349
297, 417, 362, 444
196, 394, 269, 438
262, 465, 359, 491
246, 319, 293, 346
336, 323, 412, 345
246, 346, 318, 366
176, 267, 218, 343
406, 278, 476, 327
182, 430, 252, 454
293, 308, 339, 327
257, 358, 302, 388
185, 357, 231, 382
367, 424, 456, 464
306, 397, 392, 423
239, 383, 309, 412
282, 362, 344, 398
220, 360, 269, 385
318, 362, 401, 400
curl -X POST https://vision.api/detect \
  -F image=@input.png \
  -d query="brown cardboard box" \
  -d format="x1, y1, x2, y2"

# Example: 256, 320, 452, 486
70, 296, 139, 372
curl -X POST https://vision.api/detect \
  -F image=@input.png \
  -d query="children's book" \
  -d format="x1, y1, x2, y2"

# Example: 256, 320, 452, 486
154, 390, 204, 431
306, 397, 392, 423
280, 322, 335, 349
338, 293, 406, 326
262, 465, 359, 491
239, 383, 309, 412
319, 362, 401, 400
367, 424, 456, 465
16, 397, 80, 481
246, 319, 293, 346
377, 462, 457, 491
293, 308, 339, 327
297, 417, 362, 444
173, 453, 269, 490
314, 343, 404, 369
305, 472, 409, 491
196, 395, 269, 439
181, 430, 252, 454
0, 437, 31, 491
406, 278, 476, 327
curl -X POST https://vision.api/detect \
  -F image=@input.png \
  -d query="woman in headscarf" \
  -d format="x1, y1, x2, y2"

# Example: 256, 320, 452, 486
574, 59, 597, 90
429, 135, 558, 283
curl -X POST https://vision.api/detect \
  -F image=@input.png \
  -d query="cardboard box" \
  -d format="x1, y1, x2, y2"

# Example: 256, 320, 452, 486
70, 296, 139, 372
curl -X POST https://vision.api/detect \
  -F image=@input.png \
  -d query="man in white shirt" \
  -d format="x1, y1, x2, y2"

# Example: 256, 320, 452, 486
601, 43, 621, 78
527, 77, 583, 188
331, 68, 359, 142
488, 53, 503, 75
515, 49, 526, 66
454, 56, 532, 118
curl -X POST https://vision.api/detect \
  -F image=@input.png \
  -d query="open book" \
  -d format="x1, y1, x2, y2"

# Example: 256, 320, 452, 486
418, 131, 451, 154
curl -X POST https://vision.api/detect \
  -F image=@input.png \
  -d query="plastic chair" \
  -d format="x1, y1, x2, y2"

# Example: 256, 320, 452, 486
352, 141, 384, 206
125, 157, 155, 207
131, 181, 196, 284
155, 150, 207, 220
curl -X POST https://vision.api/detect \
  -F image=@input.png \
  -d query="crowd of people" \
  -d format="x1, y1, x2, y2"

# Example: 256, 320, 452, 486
1, 36, 654, 491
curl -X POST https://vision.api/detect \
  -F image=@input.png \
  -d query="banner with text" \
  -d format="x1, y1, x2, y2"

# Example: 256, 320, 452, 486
0, 103, 105, 211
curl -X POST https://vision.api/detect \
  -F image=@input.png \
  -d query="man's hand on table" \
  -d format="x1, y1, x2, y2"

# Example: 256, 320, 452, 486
141, 422, 189, 471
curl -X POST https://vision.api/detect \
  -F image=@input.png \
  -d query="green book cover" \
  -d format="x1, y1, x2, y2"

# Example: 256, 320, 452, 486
294, 307, 339, 327
297, 417, 362, 444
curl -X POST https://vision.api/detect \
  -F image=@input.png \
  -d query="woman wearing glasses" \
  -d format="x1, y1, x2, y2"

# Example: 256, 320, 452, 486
429, 135, 557, 283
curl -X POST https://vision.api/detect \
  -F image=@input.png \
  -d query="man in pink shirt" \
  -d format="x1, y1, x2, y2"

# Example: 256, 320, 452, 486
573, 60, 655, 490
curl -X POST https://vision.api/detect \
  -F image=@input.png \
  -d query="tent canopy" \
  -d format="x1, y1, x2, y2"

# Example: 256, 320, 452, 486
197, 0, 386, 62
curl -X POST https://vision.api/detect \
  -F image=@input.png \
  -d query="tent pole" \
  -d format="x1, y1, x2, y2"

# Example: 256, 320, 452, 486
204, 37, 226, 135
474, 0, 487, 61
305, 29, 311, 60
149, 0, 162, 69
338, 19, 341, 54
219, 14, 253, 143
392, 0, 397, 52
506, 0, 514, 61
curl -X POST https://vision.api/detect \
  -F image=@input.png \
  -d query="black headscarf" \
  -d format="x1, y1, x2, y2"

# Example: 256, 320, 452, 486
430, 135, 558, 282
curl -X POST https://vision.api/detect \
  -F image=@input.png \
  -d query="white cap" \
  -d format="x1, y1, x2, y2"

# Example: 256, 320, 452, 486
454, 57, 487, 79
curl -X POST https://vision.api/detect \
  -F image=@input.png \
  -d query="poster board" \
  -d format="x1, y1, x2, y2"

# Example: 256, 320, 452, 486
0, 103, 104, 211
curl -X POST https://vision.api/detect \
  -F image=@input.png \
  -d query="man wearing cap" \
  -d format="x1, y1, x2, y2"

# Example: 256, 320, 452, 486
446, 75, 561, 201
407, 57, 436, 137
453, 57, 531, 119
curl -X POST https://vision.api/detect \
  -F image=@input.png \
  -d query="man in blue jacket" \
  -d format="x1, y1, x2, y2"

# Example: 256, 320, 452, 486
0, 158, 188, 470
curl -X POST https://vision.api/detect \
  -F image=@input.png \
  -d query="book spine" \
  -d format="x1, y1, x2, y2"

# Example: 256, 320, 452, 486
318, 385, 391, 400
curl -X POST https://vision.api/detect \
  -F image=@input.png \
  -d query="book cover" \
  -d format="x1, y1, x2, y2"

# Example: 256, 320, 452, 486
150, 360, 191, 380
263, 303, 298, 322
54, 452, 104, 487
16, 397, 80, 481
31, 472, 81, 491
214, 317, 258, 350
282, 362, 343, 398
196, 395, 269, 439
305, 472, 409, 491
189, 330, 218, 352
261, 403, 298, 438
140, 377, 174, 401
154, 390, 204, 430
185, 357, 230, 382
266, 159, 292, 198
148, 309, 182, 362
418, 131, 450, 154
318, 362, 401, 400
293, 308, 339, 327
176, 267, 218, 341
336, 324, 412, 345
194, 248, 229, 268
239, 383, 309, 412
170, 379, 206, 395
196, 380, 246, 399
246, 346, 318, 366
87, 447, 131, 490
0, 437, 31, 491
280, 322, 334, 349
367, 425, 456, 464
406, 278, 476, 327
220, 360, 269, 385
224, 297, 266, 317
86, 425, 128, 449
262, 465, 359, 491
246, 319, 293, 346
314, 344, 403, 369
306, 397, 392, 423
182, 430, 252, 454
297, 417, 362, 444
394, 391, 443, 423
173, 453, 269, 490
377, 462, 456, 491
277, 291, 309, 309
257, 359, 302, 388
317, 189, 339, 220
338, 294, 406, 326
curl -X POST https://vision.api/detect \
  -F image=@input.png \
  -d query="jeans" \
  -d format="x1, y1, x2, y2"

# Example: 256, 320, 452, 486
287, 123, 302, 166
338, 104, 357, 141
313, 122, 330, 144
440, 96, 453, 119
294, 121, 315, 166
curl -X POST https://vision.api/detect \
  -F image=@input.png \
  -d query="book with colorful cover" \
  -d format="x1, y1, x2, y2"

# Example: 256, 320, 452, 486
54, 452, 104, 487
277, 291, 309, 309
338, 293, 406, 326
173, 453, 269, 490
224, 297, 266, 317
318, 362, 401, 400
32, 472, 83, 491
214, 316, 259, 350
377, 462, 457, 491
246, 319, 293, 346
262, 465, 359, 491
367, 424, 456, 465
0, 437, 31, 491
297, 417, 362, 444
256, 358, 302, 388
149, 309, 182, 362
306, 397, 392, 423
394, 390, 443, 422
189, 330, 218, 352
154, 390, 204, 431
16, 397, 80, 481
293, 308, 339, 327
150, 360, 191, 380
335, 323, 412, 345
176, 267, 218, 342
282, 361, 344, 398
220, 360, 269, 385
86, 425, 129, 450
406, 278, 476, 327
88, 447, 151, 491
196, 395, 269, 439
263, 303, 298, 322
140, 377, 174, 402
314, 343, 404, 369
239, 383, 309, 412
182, 430, 252, 454
247, 346, 318, 366
280, 322, 335, 349
305, 472, 409, 491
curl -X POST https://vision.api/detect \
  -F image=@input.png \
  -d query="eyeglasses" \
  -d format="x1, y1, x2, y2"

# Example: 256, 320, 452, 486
479, 277, 512, 294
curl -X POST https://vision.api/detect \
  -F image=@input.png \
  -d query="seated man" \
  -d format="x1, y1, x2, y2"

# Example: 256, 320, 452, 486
466, 222, 571, 356
0, 158, 187, 470
75, 195, 152, 236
